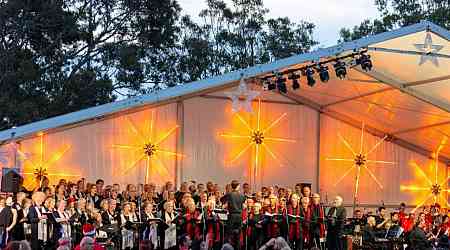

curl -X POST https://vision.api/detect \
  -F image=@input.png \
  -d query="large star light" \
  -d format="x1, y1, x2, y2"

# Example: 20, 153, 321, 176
401, 137, 450, 211
326, 123, 395, 202
220, 99, 296, 177
112, 111, 182, 183
414, 32, 444, 66
225, 77, 260, 113
18, 132, 78, 189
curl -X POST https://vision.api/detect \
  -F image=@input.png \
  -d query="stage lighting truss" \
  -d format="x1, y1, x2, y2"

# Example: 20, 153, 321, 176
260, 49, 372, 91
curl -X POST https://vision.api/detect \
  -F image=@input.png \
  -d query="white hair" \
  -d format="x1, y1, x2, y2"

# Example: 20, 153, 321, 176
80, 236, 95, 250
221, 243, 234, 250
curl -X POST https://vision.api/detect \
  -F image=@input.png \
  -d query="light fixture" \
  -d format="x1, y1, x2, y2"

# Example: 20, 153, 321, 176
358, 53, 373, 71
288, 72, 301, 90
305, 68, 315, 87
276, 75, 287, 94
267, 79, 276, 91
318, 64, 330, 82
334, 61, 347, 79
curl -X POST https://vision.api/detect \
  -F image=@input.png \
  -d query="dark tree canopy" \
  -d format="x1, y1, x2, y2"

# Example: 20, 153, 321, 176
339, 0, 450, 42
0, 0, 317, 130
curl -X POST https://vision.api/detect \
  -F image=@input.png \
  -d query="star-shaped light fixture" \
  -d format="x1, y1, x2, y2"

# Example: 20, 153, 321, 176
400, 137, 450, 211
112, 111, 182, 183
18, 132, 78, 189
326, 123, 395, 204
220, 99, 296, 178
414, 32, 444, 66
225, 77, 260, 113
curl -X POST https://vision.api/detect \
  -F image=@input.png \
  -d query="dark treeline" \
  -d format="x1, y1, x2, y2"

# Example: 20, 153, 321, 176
0, 0, 316, 130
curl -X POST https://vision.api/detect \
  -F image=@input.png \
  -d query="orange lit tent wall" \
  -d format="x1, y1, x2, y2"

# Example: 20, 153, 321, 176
1, 86, 445, 208
1, 21, 450, 209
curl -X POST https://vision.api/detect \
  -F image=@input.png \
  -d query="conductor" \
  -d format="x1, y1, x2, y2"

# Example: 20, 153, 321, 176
222, 180, 246, 250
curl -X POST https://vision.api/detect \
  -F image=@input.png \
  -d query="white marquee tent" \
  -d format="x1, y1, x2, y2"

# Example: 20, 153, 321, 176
1, 20, 450, 208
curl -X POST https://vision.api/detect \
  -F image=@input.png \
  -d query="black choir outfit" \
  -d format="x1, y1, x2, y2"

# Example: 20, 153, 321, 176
160, 211, 177, 250
141, 211, 159, 248
0, 206, 13, 247
326, 205, 346, 250
27, 205, 48, 250
52, 210, 72, 243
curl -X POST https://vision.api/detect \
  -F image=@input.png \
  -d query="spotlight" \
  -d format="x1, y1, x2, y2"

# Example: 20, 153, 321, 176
357, 53, 373, 71
305, 68, 315, 87
334, 61, 347, 79
276, 75, 287, 94
267, 79, 276, 91
318, 64, 329, 82
262, 80, 269, 90
288, 72, 301, 90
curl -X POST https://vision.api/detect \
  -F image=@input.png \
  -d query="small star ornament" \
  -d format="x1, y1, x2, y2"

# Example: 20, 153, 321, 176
414, 32, 444, 66
225, 77, 260, 113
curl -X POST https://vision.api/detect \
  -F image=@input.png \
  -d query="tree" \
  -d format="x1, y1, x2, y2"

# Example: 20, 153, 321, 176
0, 0, 181, 130
0, 0, 317, 130
339, 0, 450, 42
177, 0, 317, 82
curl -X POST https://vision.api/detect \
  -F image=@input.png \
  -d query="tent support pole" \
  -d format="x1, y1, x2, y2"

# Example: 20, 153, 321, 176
175, 101, 184, 188
315, 112, 321, 193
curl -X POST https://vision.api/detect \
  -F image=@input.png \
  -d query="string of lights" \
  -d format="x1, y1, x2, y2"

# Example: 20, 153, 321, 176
261, 49, 373, 93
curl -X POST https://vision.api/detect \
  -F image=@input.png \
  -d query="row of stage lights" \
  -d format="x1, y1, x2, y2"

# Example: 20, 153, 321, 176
261, 50, 373, 93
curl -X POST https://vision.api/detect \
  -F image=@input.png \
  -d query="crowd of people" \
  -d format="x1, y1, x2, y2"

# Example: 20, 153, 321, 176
0, 177, 449, 250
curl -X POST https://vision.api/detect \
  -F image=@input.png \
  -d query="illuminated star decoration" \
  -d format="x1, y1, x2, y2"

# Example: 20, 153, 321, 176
414, 32, 444, 66
220, 99, 296, 178
112, 111, 183, 183
400, 137, 450, 212
17, 132, 77, 189
326, 123, 395, 203
225, 77, 260, 113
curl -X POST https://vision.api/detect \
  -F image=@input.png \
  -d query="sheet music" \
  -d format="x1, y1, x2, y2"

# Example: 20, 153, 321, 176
164, 224, 176, 249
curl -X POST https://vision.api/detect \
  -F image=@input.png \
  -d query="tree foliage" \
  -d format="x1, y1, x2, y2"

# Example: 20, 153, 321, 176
339, 0, 450, 42
0, 0, 317, 130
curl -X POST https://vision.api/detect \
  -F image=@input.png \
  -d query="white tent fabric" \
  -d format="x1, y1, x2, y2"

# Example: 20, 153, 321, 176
0, 21, 449, 207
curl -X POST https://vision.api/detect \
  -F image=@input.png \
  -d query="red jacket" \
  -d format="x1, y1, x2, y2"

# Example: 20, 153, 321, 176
181, 210, 201, 241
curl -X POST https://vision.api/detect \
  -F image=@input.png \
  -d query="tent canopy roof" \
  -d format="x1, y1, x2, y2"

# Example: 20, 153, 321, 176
2, 20, 450, 162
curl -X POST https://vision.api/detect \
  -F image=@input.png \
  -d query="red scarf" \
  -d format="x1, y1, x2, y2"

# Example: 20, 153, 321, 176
287, 205, 301, 240
301, 206, 311, 244
206, 209, 220, 245
265, 206, 280, 238
310, 204, 326, 238
183, 210, 201, 240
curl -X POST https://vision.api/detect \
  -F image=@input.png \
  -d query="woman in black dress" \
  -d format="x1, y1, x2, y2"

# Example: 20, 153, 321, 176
11, 192, 26, 240
0, 196, 15, 248
28, 191, 47, 250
